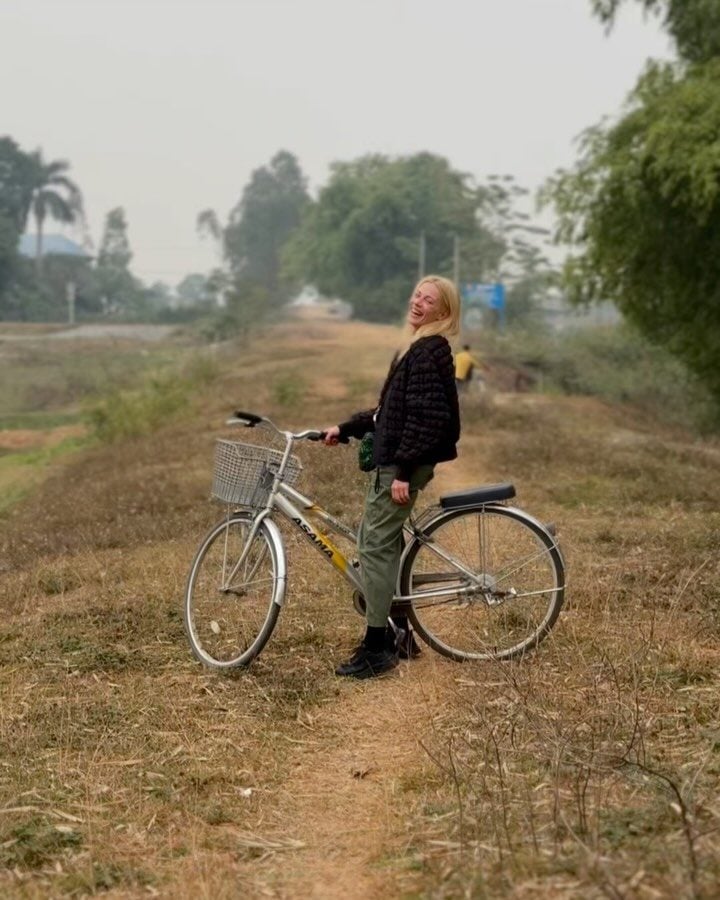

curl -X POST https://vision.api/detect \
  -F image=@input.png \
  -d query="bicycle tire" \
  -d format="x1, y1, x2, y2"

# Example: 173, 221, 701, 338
399, 505, 565, 662
184, 514, 285, 669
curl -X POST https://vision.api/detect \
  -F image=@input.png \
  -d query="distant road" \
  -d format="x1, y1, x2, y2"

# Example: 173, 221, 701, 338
0, 324, 178, 342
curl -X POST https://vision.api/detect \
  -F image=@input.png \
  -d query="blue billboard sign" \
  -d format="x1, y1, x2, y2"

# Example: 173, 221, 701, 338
461, 282, 506, 328
461, 282, 505, 309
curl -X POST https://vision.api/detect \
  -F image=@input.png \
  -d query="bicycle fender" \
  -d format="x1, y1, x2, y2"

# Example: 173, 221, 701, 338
247, 515, 288, 608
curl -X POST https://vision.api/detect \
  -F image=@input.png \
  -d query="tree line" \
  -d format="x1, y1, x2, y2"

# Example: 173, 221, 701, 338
544, 0, 720, 406
0, 139, 553, 330
197, 150, 555, 330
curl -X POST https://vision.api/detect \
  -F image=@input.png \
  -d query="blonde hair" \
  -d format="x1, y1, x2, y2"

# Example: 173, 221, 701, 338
398, 275, 461, 355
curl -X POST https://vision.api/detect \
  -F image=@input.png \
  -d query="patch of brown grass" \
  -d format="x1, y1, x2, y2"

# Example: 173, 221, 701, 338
407, 388, 720, 898
1, 320, 720, 897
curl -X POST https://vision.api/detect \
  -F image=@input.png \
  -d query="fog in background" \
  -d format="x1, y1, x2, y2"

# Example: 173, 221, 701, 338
1, 0, 671, 285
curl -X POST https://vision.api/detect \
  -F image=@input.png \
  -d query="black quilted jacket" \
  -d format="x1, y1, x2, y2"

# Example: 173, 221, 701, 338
338, 335, 460, 481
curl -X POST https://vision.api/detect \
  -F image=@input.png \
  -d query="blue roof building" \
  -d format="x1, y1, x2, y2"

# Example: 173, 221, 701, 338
18, 234, 93, 259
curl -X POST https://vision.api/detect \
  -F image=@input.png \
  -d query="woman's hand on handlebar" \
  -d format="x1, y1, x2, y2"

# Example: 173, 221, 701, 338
322, 425, 341, 446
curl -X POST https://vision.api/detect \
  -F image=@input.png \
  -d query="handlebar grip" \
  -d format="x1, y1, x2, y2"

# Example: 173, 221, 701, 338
231, 411, 263, 427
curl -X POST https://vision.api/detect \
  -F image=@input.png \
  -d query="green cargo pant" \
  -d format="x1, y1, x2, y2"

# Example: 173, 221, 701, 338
358, 464, 435, 628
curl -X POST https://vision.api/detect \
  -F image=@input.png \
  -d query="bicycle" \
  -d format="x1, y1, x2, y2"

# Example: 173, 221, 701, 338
183, 411, 566, 670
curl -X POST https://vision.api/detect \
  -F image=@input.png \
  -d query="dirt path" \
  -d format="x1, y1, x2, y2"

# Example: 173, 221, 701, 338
247, 454, 483, 897
258, 659, 455, 898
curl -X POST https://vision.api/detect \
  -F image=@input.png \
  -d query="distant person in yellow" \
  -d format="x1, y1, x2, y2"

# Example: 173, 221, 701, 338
455, 344, 487, 393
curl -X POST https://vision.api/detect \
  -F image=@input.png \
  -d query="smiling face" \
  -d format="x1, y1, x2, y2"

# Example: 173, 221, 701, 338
407, 281, 446, 330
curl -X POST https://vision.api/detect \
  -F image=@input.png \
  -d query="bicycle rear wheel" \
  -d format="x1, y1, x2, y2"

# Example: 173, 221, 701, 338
400, 505, 565, 661
184, 514, 284, 668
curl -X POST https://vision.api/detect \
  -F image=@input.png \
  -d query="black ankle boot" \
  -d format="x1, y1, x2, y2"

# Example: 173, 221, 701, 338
335, 644, 398, 679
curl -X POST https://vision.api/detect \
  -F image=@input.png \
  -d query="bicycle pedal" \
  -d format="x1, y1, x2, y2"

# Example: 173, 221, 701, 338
393, 626, 407, 645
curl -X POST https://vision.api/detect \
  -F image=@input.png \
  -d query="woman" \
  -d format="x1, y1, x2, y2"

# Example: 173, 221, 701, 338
323, 275, 461, 679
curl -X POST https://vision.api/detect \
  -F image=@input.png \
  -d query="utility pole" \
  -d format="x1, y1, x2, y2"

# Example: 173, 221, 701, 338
453, 234, 460, 286
418, 231, 426, 280
66, 281, 76, 326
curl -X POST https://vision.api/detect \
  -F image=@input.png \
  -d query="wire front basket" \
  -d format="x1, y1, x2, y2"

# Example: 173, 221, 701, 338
211, 439, 302, 508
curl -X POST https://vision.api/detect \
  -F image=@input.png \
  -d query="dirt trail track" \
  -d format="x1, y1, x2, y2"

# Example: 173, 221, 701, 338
263, 663, 453, 898
247, 457, 479, 898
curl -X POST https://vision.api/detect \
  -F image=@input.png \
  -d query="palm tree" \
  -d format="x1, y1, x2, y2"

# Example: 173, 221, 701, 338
26, 151, 84, 271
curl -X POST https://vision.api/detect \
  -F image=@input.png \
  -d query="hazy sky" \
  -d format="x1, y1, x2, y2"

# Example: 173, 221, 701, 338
1, 0, 672, 285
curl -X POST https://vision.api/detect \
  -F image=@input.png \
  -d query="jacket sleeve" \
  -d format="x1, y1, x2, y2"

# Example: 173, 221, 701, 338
393, 343, 452, 480
338, 409, 376, 441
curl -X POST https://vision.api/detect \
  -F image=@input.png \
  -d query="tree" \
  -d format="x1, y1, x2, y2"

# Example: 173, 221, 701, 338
98, 207, 132, 270
0, 138, 35, 304
544, 4, 720, 405
283, 153, 511, 322
223, 150, 309, 301
96, 207, 140, 314
177, 273, 211, 306
25, 150, 83, 271
0, 215, 19, 306
222, 281, 269, 340
196, 208, 223, 244
590, 0, 720, 63
35, 253, 100, 321
503, 241, 558, 328
0, 137, 36, 232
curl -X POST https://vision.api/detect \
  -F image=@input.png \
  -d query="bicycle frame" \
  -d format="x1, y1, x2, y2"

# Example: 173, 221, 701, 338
220, 418, 560, 610
272, 480, 365, 594
264, 485, 550, 609
226, 477, 496, 609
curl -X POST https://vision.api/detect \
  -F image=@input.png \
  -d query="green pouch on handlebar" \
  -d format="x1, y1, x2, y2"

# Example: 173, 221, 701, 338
358, 432, 375, 472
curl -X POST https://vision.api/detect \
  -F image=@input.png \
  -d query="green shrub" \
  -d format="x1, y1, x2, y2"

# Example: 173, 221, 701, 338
477, 323, 718, 430
88, 375, 189, 442
271, 372, 306, 406
88, 353, 219, 442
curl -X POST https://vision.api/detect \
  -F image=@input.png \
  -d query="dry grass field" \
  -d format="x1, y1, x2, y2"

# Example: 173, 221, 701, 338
1, 315, 719, 898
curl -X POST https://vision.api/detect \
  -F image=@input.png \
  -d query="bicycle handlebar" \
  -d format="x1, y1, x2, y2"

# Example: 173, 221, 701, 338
225, 411, 349, 443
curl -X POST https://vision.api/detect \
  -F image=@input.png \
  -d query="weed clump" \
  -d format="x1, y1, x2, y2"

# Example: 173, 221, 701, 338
0, 818, 82, 869
476, 323, 719, 430
88, 355, 219, 442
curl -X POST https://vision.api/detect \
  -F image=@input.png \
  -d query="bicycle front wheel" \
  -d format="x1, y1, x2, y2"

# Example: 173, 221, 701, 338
400, 505, 565, 662
184, 514, 285, 669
